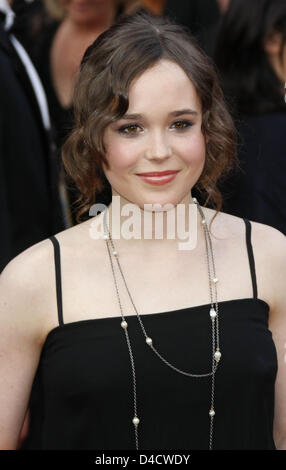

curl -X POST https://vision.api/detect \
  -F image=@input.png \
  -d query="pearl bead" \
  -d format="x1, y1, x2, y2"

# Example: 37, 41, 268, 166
209, 307, 217, 320
121, 320, 128, 329
214, 350, 221, 362
133, 417, 140, 426
212, 277, 219, 284
112, 250, 118, 257
209, 409, 215, 417
192, 197, 198, 204
146, 337, 153, 346
103, 234, 109, 240
201, 218, 206, 225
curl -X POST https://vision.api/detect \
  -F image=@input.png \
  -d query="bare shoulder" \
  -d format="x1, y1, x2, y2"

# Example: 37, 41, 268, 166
242, 217, 286, 272
0, 236, 57, 344
249, 219, 286, 311
1, 214, 99, 285
205, 207, 286, 308
0, 220, 91, 342
250, 218, 286, 248
0, 237, 54, 296
0, 214, 105, 345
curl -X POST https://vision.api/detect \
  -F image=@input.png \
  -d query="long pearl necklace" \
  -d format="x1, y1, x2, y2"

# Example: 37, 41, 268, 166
103, 197, 221, 450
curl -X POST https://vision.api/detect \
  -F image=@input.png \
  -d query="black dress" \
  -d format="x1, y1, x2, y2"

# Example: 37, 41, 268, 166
22, 219, 277, 450
220, 112, 286, 235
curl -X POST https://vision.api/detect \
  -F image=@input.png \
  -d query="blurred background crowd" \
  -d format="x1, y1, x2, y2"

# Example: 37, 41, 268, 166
0, 0, 286, 276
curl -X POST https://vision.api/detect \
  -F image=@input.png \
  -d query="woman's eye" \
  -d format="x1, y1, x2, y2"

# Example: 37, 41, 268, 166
118, 124, 142, 135
171, 120, 192, 130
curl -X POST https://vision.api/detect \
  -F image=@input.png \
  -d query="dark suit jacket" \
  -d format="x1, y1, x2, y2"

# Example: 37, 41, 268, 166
0, 25, 65, 272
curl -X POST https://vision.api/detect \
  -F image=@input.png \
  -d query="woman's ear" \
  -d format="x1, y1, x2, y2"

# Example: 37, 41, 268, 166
263, 31, 283, 56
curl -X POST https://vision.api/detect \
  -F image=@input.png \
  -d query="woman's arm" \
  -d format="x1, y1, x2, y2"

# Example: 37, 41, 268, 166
0, 242, 50, 449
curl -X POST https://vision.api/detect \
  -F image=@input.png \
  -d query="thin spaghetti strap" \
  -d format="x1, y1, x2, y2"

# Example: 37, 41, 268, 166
243, 219, 258, 299
49, 235, 64, 327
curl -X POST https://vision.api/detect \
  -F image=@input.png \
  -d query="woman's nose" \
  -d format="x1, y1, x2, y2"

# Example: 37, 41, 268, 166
144, 131, 172, 161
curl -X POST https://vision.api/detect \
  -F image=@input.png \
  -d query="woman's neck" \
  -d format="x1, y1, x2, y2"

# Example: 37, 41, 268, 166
99, 192, 201, 251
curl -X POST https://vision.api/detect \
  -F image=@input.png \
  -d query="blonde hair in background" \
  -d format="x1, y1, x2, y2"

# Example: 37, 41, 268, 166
43, 0, 142, 20
43, 0, 66, 20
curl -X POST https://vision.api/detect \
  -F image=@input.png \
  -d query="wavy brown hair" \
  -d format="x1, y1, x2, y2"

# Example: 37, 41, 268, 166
62, 10, 237, 223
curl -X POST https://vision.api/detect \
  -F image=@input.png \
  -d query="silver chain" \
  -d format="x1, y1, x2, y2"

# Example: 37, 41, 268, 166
103, 197, 221, 450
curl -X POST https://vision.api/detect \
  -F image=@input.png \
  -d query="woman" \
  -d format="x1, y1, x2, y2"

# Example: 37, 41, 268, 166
37, 0, 122, 146
0, 11, 285, 450
34, 0, 130, 225
214, 0, 286, 234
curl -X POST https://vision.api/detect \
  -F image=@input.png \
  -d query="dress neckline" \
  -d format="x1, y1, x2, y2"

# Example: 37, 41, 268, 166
42, 297, 269, 350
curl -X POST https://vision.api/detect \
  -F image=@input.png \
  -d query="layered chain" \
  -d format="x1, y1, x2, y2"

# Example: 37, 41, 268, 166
103, 197, 221, 450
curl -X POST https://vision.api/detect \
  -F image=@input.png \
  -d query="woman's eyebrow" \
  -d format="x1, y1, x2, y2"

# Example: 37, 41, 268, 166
121, 109, 199, 120
120, 113, 142, 120
170, 109, 199, 117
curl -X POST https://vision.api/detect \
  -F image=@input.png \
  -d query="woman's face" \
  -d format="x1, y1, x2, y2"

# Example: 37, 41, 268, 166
62, 0, 115, 24
102, 59, 206, 209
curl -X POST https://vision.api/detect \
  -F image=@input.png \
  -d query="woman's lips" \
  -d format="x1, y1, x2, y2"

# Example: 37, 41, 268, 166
135, 170, 180, 186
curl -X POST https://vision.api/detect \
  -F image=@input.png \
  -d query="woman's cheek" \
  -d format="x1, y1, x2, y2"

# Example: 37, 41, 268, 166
179, 135, 206, 165
107, 140, 142, 170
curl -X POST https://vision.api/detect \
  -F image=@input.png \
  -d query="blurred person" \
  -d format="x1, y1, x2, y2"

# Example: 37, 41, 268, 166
36, 0, 123, 148
0, 0, 66, 273
214, 0, 286, 234
33, 1, 132, 224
